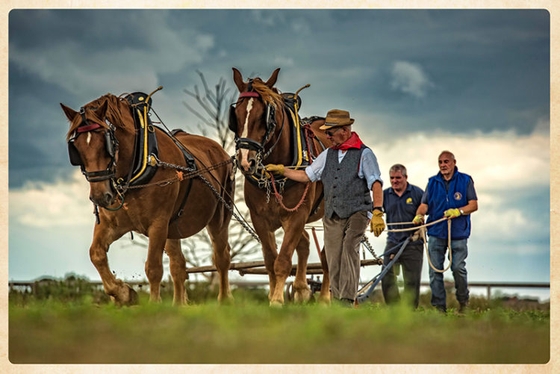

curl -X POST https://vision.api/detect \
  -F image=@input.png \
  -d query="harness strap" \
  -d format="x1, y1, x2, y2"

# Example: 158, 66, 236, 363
239, 91, 260, 98
76, 123, 102, 133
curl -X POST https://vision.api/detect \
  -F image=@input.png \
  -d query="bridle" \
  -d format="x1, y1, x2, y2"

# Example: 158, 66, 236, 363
228, 81, 285, 162
67, 107, 119, 183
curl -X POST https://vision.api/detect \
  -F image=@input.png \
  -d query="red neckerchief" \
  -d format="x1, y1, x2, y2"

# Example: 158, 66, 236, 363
332, 131, 364, 150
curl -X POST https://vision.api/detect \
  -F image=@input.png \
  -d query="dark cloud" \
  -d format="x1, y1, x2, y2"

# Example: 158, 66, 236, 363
8, 9, 550, 188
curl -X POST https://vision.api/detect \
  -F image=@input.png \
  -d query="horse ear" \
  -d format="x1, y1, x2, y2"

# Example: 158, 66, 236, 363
265, 68, 281, 88
60, 103, 78, 122
94, 99, 108, 120
232, 67, 246, 92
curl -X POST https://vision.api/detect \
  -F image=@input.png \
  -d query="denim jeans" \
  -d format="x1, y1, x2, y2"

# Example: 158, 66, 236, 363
428, 236, 469, 310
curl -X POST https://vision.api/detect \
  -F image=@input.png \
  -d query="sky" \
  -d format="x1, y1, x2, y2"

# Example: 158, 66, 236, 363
5, 7, 552, 302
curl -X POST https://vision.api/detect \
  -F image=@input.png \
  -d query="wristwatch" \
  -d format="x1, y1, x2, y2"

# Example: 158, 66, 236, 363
459, 209, 465, 215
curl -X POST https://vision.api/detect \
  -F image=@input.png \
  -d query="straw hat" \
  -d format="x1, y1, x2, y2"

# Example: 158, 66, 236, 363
319, 109, 355, 130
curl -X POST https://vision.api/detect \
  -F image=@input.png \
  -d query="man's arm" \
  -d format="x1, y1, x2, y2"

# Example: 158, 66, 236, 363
372, 180, 383, 208
461, 200, 478, 215
416, 202, 428, 216
283, 168, 311, 183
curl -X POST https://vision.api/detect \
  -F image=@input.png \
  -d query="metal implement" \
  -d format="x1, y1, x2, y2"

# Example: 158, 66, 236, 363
356, 236, 411, 304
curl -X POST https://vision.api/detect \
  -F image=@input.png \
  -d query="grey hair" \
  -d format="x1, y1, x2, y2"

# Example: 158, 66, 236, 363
389, 163, 407, 177
439, 150, 456, 161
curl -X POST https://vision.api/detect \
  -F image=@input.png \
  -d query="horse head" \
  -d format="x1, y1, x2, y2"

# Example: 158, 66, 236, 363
230, 67, 286, 175
61, 95, 123, 208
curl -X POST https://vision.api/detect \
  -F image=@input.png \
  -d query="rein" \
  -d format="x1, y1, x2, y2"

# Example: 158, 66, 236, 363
386, 216, 453, 273
269, 173, 310, 212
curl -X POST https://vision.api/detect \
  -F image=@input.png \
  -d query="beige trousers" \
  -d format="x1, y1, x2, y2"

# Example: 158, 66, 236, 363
323, 210, 369, 300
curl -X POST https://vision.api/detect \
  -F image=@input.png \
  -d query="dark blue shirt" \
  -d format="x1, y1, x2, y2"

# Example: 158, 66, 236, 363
383, 183, 424, 245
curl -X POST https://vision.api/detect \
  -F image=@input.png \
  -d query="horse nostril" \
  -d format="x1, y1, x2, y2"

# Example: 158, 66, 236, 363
104, 192, 114, 205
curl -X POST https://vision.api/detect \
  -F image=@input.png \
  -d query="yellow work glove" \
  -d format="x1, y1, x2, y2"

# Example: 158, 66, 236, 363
370, 209, 385, 237
412, 214, 424, 225
265, 164, 285, 176
444, 208, 461, 218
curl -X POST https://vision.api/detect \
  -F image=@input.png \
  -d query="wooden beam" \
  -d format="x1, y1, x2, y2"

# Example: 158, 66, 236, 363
185, 259, 382, 275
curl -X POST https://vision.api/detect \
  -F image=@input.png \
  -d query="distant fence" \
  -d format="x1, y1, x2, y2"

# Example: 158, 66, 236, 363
442, 281, 550, 300
8, 279, 549, 300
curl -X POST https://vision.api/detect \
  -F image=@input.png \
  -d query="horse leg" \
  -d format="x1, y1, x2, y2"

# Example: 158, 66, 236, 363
207, 223, 234, 303
90, 224, 138, 306
164, 238, 187, 306
261, 232, 280, 302
318, 247, 331, 305
269, 221, 306, 306
292, 230, 312, 303
145, 223, 168, 303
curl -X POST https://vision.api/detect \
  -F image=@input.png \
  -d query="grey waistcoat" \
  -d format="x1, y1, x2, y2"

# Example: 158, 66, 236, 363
322, 146, 373, 219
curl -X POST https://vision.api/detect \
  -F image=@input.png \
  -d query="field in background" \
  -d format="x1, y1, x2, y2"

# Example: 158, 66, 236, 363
8, 279, 550, 365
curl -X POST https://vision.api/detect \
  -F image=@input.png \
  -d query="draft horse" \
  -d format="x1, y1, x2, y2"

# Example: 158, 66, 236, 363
230, 67, 331, 306
61, 91, 235, 306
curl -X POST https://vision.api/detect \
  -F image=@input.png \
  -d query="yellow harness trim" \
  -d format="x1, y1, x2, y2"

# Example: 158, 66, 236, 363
288, 101, 308, 169
129, 106, 150, 183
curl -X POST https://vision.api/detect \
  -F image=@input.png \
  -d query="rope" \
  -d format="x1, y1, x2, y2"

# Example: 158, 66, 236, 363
269, 173, 310, 212
384, 216, 453, 273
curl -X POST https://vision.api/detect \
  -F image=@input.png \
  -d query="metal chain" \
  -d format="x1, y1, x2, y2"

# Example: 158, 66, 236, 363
361, 234, 381, 262
125, 155, 260, 243
195, 172, 261, 243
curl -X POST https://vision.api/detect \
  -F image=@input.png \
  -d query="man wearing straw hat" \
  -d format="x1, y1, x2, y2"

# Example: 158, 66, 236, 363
382, 164, 424, 309
265, 109, 385, 307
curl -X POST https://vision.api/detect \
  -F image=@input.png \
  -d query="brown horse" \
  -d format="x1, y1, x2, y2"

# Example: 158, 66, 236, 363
230, 67, 331, 306
61, 92, 235, 306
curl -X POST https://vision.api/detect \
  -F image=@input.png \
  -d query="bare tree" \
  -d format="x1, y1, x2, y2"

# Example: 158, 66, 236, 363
183, 70, 235, 151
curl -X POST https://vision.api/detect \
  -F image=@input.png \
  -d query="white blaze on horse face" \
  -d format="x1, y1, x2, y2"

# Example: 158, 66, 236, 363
86, 131, 92, 145
240, 98, 254, 171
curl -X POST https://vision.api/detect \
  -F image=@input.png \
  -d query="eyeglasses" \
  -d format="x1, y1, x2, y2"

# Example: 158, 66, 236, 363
325, 127, 343, 137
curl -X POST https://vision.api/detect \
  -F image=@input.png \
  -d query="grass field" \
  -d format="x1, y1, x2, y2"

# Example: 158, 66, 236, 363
8, 288, 550, 365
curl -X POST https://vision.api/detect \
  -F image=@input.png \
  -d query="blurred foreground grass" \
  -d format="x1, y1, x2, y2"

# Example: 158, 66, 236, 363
9, 290, 549, 364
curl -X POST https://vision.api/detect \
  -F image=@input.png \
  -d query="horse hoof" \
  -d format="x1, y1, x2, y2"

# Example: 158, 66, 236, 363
269, 300, 284, 308
317, 296, 331, 306
113, 285, 138, 306
293, 288, 312, 303
218, 294, 235, 305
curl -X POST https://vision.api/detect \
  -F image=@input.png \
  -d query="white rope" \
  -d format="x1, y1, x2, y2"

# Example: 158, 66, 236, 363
385, 217, 453, 273
307, 216, 456, 273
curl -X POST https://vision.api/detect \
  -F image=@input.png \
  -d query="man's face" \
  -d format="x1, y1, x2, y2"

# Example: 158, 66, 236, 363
325, 126, 349, 147
438, 153, 456, 179
390, 170, 407, 193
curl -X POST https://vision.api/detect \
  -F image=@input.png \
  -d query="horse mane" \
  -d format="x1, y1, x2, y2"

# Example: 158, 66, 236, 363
250, 78, 284, 110
66, 93, 134, 139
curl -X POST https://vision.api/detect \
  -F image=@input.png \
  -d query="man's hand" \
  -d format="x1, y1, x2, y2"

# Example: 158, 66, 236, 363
412, 214, 424, 225
265, 164, 285, 176
370, 210, 385, 237
444, 208, 461, 218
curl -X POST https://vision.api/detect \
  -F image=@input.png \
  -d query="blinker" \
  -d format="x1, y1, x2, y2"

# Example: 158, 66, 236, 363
67, 122, 117, 166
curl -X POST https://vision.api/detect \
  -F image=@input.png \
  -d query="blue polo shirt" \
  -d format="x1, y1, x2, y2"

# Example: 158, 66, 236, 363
383, 183, 424, 245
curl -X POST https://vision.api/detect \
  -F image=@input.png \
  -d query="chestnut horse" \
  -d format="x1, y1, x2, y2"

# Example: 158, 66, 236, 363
61, 92, 235, 305
230, 67, 331, 306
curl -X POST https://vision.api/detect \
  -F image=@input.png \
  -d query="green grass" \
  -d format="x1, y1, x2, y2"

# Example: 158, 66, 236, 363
9, 292, 550, 364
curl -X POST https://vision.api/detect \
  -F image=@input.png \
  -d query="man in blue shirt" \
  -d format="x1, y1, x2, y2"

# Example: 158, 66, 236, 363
413, 150, 478, 313
382, 164, 424, 309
